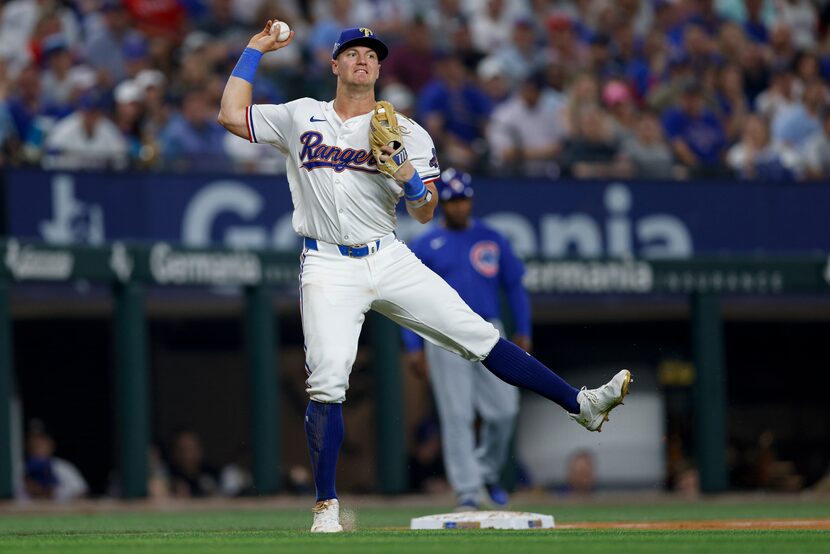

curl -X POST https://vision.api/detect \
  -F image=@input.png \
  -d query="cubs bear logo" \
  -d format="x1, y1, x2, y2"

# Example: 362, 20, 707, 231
470, 241, 500, 277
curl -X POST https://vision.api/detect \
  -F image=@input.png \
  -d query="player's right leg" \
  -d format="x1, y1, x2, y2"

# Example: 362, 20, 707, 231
372, 240, 631, 431
299, 248, 373, 532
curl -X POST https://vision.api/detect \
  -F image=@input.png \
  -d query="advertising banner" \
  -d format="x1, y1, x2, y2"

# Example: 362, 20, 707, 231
5, 170, 830, 259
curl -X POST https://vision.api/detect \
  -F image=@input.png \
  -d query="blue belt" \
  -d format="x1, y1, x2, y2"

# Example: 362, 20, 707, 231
304, 237, 382, 258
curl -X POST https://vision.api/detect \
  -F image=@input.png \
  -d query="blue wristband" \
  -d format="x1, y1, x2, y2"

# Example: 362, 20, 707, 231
404, 171, 427, 201
231, 47, 263, 84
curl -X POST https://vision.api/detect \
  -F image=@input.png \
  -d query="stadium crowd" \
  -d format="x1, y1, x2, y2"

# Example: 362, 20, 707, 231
0, 0, 829, 180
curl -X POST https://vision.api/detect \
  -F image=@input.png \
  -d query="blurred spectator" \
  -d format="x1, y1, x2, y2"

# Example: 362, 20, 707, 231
543, 14, 589, 76
768, 23, 798, 68
755, 64, 800, 120
774, 0, 818, 49
0, 100, 19, 164
492, 18, 545, 84
682, 24, 720, 76
422, 0, 466, 52
647, 53, 695, 112
0, 0, 826, 179
219, 448, 254, 497
672, 460, 701, 498
587, 33, 619, 81
446, 18, 486, 76
286, 464, 313, 495
747, 430, 804, 491
802, 110, 830, 179
715, 64, 751, 141
350, 0, 413, 38
487, 73, 566, 177
223, 132, 287, 174
39, 36, 81, 114
611, 21, 652, 99
113, 79, 148, 164
159, 87, 228, 171
737, 42, 770, 103
123, 0, 187, 39
476, 57, 511, 106
169, 430, 219, 498
21, 421, 88, 502
419, 54, 492, 171
559, 104, 622, 178
716, 21, 748, 67
469, 0, 523, 55
793, 50, 822, 85
602, 80, 638, 140
122, 34, 152, 80
0, 0, 81, 75
307, 0, 357, 78
7, 64, 48, 156
740, 0, 772, 44
83, 0, 135, 84
662, 81, 727, 176
813, 465, 830, 494
617, 110, 677, 179
562, 72, 600, 135
43, 88, 128, 170
690, 0, 726, 36
198, 0, 251, 42
147, 442, 172, 499
381, 17, 435, 94
134, 68, 168, 149
555, 449, 595, 496
726, 113, 801, 180
107, 441, 172, 499
380, 82, 415, 118
771, 79, 828, 153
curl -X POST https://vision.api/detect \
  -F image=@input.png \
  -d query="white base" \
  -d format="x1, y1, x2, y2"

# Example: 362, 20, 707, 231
410, 511, 555, 530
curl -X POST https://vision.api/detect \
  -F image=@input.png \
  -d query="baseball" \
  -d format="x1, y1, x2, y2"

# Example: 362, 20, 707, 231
270, 20, 290, 42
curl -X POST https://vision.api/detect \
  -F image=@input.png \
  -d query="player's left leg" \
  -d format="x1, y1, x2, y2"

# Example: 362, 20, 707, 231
372, 240, 631, 431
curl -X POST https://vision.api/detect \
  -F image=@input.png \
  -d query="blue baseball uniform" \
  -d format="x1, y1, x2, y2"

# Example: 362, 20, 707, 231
403, 218, 530, 507
402, 219, 530, 351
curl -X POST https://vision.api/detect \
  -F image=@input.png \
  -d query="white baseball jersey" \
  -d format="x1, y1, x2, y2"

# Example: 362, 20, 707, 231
243, 96, 498, 404
246, 98, 441, 246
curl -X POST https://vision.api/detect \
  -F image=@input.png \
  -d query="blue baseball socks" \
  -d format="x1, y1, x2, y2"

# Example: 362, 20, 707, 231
304, 400, 344, 501
482, 338, 581, 414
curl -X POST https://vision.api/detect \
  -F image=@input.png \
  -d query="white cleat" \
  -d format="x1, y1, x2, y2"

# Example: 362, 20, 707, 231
310, 498, 344, 533
569, 369, 632, 432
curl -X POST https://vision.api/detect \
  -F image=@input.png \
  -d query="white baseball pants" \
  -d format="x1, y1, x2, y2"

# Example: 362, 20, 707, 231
299, 236, 500, 403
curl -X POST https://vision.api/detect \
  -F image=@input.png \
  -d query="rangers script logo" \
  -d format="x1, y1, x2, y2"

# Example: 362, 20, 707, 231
298, 131, 380, 174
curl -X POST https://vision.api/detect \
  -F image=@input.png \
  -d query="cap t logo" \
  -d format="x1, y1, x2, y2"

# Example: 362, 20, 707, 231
360, 27, 373, 37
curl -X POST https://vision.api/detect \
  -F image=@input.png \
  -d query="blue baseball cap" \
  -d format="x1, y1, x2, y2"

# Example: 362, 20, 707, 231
438, 168, 474, 201
332, 27, 388, 61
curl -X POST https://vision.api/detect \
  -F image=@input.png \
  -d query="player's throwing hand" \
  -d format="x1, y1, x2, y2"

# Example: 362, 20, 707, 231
247, 20, 294, 53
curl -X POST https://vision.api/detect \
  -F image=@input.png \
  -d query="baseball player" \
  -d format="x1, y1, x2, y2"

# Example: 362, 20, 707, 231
218, 22, 631, 533
402, 168, 528, 510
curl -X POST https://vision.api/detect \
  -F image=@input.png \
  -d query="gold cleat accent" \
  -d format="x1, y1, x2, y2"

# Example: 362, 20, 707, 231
571, 369, 633, 432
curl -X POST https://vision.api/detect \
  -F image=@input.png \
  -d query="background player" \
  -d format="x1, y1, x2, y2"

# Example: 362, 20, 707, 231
403, 168, 529, 511
218, 22, 631, 533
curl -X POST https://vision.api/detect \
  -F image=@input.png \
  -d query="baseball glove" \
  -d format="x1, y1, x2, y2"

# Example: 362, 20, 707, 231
369, 101, 408, 177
